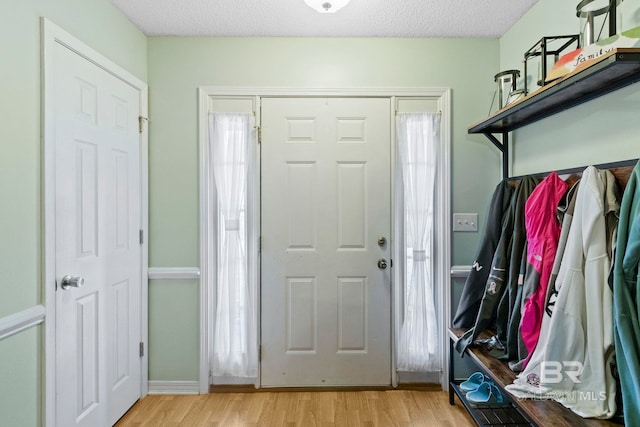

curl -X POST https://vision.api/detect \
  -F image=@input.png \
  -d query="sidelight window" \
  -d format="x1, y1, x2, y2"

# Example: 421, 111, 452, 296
208, 112, 258, 377
396, 112, 441, 372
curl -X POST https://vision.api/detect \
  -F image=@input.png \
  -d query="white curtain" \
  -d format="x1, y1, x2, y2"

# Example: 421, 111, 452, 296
209, 112, 258, 377
396, 112, 440, 372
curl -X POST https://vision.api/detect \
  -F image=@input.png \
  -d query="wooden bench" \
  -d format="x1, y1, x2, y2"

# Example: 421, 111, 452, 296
448, 328, 621, 426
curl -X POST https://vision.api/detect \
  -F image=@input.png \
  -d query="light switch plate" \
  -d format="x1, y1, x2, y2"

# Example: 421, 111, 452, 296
453, 213, 478, 232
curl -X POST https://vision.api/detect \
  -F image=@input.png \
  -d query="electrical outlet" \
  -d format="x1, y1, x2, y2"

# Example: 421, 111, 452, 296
453, 213, 478, 232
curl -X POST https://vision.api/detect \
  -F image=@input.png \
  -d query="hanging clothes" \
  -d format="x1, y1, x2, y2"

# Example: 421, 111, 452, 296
518, 172, 567, 369
456, 177, 538, 355
453, 180, 514, 328
493, 177, 537, 361
544, 179, 581, 319
506, 167, 619, 419
613, 160, 640, 426
509, 179, 581, 372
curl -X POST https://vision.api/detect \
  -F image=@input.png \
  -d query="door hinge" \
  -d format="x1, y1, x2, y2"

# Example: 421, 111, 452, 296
259, 345, 263, 362
257, 126, 262, 144
138, 116, 148, 133
139, 342, 144, 358
258, 236, 262, 254
139, 229, 144, 245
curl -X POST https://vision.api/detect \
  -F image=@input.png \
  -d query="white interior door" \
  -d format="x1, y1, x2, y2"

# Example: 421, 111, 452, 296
53, 41, 142, 426
261, 97, 391, 386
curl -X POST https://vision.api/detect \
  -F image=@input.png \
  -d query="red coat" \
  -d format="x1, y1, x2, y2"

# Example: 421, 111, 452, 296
520, 172, 567, 368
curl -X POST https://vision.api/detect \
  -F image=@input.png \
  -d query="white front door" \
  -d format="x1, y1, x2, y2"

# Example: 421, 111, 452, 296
261, 97, 391, 386
53, 41, 142, 426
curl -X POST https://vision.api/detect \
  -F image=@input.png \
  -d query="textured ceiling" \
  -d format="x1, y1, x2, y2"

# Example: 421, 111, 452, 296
109, 0, 540, 38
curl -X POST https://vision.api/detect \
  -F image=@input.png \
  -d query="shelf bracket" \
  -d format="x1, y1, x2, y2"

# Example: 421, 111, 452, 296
483, 132, 509, 179
483, 132, 504, 151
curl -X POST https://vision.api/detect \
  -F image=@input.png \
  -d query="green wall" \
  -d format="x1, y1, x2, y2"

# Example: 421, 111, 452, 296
147, 36, 501, 380
148, 279, 200, 381
0, 0, 146, 424
0, 328, 42, 427
500, 0, 640, 174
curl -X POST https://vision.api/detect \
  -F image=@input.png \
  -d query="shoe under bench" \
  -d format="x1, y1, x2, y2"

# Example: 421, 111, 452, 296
449, 328, 620, 427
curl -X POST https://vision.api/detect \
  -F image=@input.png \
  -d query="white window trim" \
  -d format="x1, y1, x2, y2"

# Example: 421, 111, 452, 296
198, 87, 451, 392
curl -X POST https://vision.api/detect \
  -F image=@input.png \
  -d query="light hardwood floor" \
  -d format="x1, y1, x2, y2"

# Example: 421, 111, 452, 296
114, 390, 474, 426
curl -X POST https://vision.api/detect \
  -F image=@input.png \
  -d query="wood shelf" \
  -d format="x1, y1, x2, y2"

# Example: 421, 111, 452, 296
449, 328, 620, 427
468, 48, 640, 135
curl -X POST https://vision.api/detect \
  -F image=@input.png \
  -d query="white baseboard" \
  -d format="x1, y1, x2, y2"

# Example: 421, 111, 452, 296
148, 381, 200, 395
397, 371, 441, 384
212, 376, 258, 385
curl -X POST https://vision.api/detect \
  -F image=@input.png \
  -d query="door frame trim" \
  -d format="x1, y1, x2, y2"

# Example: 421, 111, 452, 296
198, 87, 451, 392
42, 18, 149, 427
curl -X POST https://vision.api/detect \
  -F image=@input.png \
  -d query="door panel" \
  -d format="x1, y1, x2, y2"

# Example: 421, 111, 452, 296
54, 41, 141, 427
261, 97, 391, 387
337, 162, 367, 249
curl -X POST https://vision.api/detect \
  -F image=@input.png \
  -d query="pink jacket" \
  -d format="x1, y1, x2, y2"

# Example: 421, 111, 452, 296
520, 172, 567, 366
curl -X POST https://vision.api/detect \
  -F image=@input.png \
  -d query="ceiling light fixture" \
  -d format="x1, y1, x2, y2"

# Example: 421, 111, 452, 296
304, 0, 351, 13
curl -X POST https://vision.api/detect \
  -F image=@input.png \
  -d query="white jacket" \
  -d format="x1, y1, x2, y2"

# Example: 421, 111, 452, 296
506, 167, 617, 419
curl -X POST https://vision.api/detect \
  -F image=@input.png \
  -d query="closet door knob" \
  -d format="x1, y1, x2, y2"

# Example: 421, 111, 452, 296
61, 275, 85, 290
